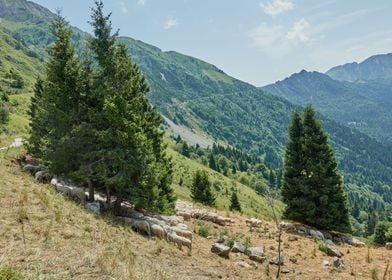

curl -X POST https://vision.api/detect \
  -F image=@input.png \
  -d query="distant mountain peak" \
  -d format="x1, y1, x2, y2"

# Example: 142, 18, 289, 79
326, 52, 392, 82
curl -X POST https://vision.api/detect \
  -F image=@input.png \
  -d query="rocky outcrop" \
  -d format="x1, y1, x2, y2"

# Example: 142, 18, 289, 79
211, 243, 231, 258
325, 246, 343, 258
231, 242, 245, 253
245, 247, 265, 263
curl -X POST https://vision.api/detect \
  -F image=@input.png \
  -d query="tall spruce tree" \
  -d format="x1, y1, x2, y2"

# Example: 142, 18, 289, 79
27, 13, 82, 174
230, 189, 241, 212
191, 170, 215, 206
85, 1, 174, 213
281, 111, 308, 221
282, 106, 351, 232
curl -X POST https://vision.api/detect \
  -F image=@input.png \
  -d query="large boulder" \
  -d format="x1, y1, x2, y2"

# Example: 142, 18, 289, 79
85, 202, 100, 215
236, 261, 251, 269
231, 242, 245, 253
211, 243, 231, 258
325, 246, 343, 258
386, 243, 392, 250
245, 247, 265, 263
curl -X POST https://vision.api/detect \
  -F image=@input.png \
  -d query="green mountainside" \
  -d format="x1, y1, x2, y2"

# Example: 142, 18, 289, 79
0, 0, 391, 221
263, 70, 392, 143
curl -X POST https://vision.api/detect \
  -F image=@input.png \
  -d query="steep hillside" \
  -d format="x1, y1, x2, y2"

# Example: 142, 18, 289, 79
263, 70, 392, 143
1, 157, 391, 280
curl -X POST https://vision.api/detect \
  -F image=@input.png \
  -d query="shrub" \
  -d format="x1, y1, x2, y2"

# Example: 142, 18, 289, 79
374, 221, 392, 245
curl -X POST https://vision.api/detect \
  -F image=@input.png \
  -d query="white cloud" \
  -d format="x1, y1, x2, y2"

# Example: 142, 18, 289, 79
164, 17, 178, 30
120, 1, 128, 14
248, 19, 311, 57
137, 0, 146, 7
248, 23, 283, 48
260, 0, 294, 16
286, 18, 310, 43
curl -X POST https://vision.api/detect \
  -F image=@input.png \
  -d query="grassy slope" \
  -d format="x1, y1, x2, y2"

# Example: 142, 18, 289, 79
0, 157, 390, 280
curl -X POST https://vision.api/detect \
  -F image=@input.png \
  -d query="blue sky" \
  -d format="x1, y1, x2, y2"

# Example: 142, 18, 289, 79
33, 0, 392, 86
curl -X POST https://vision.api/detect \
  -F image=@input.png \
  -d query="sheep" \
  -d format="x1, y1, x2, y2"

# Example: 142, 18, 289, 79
167, 232, 192, 251
246, 218, 262, 228
170, 226, 193, 241
55, 184, 72, 196
131, 219, 151, 237
35, 171, 53, 183
176, 211, 191, 221
23, 164, 41, 175
69, 186, 86, 203
151, 224, 166, 239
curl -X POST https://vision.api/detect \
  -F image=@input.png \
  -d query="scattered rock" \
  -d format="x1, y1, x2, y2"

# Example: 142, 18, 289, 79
325, 246, 343, 258
211, 243, 231, 258
85, 202, 100, 215
231, 242, 245, 253
333, 257, 345, 269
236, 261, 251, 269
270, 254, 284, 265
281, 268, 290, 274
386, 243, 392, 250
245, 247, 265, 263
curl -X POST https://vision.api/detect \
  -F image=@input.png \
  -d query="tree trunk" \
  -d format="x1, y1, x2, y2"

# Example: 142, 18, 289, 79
114, 194, 123, 216
88, 179, 94, 202
106, 186, 111, 204
276, 226, 282, 279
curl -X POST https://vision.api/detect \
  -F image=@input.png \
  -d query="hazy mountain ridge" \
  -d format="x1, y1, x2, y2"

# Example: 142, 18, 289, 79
263, 70, 392, 143
326, 53, 392, 83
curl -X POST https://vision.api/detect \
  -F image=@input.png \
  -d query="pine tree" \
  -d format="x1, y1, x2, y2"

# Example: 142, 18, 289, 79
282, 106, 351, 233
182, 142, 190, 157
230, 189, 241, 212
281, 111, 307, 221
84, 2, 174, 213
27, 13, 83, 174
209, 154, 217, 171
27, 77, 45, 157
191, 170, 215, 206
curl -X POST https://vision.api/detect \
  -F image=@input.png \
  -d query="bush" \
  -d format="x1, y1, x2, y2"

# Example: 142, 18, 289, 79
374, 221, 392, 245
197, 222, 212, 238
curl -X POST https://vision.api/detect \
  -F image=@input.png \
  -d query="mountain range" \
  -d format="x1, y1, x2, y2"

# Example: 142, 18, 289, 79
0, 0, 391, 216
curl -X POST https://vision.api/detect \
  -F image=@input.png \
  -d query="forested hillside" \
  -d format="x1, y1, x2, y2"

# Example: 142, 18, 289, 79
0, 0, 391, 234
263, 70, 392, 143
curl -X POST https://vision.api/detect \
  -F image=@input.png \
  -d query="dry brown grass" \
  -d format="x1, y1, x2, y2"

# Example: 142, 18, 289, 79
0, 158, 391, 280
